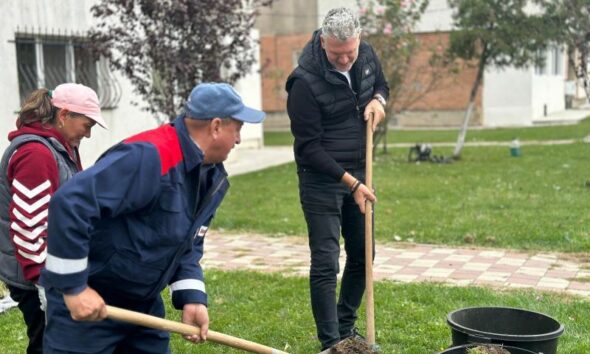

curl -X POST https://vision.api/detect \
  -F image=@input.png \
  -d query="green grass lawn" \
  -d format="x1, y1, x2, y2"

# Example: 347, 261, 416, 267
264, 117, 590, 146
216, 143, 590, 252
2, 121, 587, 353
1, 271, 588, 353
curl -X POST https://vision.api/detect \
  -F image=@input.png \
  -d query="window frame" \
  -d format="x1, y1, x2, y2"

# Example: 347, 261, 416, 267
13, 34, 120, 109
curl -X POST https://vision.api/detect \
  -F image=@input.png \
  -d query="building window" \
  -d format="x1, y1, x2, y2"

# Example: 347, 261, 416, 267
14, 35, 120, 108
535, 49, 547, 75
75, 45, 98, 90
16, 38, 37, 103
534, 46, 564, 76
551, 46, 563, 76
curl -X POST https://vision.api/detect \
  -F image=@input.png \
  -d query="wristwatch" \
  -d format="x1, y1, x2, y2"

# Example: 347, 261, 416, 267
373, 93, 386, 108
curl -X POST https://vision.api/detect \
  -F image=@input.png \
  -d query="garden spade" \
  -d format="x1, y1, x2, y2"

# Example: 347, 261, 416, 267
106, 305, 289, 354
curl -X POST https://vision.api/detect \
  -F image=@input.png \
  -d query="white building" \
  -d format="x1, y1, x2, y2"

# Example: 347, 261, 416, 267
413, 0, 567, 127
0, 0, 264, 167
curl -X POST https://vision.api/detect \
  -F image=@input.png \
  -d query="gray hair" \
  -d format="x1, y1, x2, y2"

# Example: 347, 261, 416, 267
321, 7, 362, 41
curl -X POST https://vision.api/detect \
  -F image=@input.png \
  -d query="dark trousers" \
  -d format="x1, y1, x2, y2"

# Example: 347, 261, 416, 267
8, 284, 44, 354
298, 168, 374, 349
43, 288, 170, 354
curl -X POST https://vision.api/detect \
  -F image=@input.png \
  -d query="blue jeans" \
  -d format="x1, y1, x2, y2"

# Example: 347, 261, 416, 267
297, 167, 374, 349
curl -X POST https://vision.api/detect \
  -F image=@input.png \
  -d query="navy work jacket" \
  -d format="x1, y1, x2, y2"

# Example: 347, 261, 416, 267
40, 116, 229, 308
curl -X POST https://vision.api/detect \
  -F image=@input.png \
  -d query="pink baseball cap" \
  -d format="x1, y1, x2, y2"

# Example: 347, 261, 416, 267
51, 83, 108, 129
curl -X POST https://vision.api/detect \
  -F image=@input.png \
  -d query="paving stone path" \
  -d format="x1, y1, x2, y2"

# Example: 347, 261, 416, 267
203, 231, 590, 298
2, 231, 587, 314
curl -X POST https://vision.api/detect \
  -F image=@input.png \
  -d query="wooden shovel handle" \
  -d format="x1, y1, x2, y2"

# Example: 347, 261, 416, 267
365, 113, 376, 346
106, 305, 288, 354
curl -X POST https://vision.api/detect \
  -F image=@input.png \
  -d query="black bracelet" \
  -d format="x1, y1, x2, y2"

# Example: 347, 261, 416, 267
351, 180, 362, 193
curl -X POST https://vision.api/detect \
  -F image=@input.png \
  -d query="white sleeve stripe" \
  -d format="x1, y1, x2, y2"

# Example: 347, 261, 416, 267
11, 222, 46, 240
13, 194, 50, 214
170, 279, 206, 293
46, 253, 88, 274
197, 226, 208, 237
13, 208, 48, 227
13, 234, 45, 252
12, 179, 51, 199
18, 249, 47, 264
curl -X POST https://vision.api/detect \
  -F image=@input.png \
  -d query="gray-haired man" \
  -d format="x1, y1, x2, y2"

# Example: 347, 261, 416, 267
285, 7, 389, 351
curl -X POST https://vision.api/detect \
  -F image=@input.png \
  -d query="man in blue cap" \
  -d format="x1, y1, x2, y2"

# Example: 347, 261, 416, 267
39, 83, 265, 353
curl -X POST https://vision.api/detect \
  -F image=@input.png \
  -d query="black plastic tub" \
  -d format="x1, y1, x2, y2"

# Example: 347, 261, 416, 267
438, 344, 536, 354
446, 307, 564, 354
438, 343, 537, 354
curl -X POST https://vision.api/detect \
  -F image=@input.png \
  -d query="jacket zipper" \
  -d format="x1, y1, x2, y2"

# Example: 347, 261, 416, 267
328, 68, 364, 169
194, 176, 228, 218
146, 174, 228, 299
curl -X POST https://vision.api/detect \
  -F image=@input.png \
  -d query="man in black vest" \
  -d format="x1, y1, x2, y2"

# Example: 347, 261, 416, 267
285, 7, 389, 351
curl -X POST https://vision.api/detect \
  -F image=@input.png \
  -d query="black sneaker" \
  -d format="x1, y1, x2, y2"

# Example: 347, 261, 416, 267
340, 327, 366, 341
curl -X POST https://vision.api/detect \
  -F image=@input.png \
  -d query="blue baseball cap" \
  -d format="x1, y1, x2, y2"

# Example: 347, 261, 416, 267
184, 83, 265, 123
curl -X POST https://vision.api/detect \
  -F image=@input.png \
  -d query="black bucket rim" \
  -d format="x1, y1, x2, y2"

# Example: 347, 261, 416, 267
439, 343, 538, 354
446, 306, 564, 342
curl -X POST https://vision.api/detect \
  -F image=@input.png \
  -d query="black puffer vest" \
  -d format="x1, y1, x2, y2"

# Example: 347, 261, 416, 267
286, 30, 379, 170
0, 135, 78, 289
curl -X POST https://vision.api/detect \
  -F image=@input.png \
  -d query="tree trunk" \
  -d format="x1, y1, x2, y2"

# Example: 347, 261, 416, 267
452, 50, 487, 159
574, 42, 590, 102
374, 110, 390, 155
452, 100, 476, 159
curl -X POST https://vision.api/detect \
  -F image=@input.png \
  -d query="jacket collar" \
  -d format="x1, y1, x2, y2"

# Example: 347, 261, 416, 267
8, 122, 82, 170
298, 29, 368, 87
173, 114, 205, 173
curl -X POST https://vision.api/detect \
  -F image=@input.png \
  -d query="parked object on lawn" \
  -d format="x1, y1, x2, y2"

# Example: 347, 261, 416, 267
408, 143, 452, 164
509, 139, 521, 157
447, 307, 564, 354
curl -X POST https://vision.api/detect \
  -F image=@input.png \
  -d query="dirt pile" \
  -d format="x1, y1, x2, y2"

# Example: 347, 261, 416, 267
328, 337, 376, 354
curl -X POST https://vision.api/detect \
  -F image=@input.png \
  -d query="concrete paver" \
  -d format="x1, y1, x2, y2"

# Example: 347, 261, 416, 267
203, 231, 590, 298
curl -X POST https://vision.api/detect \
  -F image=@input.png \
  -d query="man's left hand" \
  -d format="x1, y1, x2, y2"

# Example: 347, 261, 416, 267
364, 98, 386, 132
182, 303, 209, 343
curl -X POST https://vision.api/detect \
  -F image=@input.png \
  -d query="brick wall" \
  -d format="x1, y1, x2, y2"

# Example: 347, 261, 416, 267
394, 32, 483, 126
260, 32, 484, 127
398, 32, 481, 110
260, 34, 311, 112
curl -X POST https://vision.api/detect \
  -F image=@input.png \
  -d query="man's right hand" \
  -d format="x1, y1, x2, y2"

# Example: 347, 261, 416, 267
353, 183, 376, 214
63, 286, 107, 321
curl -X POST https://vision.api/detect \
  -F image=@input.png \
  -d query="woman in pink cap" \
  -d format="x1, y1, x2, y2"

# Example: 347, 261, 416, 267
0, 83, 106, 354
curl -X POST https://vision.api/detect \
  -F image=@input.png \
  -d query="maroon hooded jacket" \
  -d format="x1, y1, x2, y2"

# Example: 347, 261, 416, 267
5, 123, 82, 283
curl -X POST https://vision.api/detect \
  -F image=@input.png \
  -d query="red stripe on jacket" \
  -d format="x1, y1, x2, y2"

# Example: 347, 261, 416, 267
124, 124, 183, 175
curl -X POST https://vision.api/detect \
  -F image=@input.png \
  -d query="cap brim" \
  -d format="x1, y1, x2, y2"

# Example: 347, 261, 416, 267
232, 106, 266, 124
85, 113, 109, 129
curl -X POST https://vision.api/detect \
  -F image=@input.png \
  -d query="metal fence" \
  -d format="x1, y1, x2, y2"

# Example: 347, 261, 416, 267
13, 27, 121, 109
